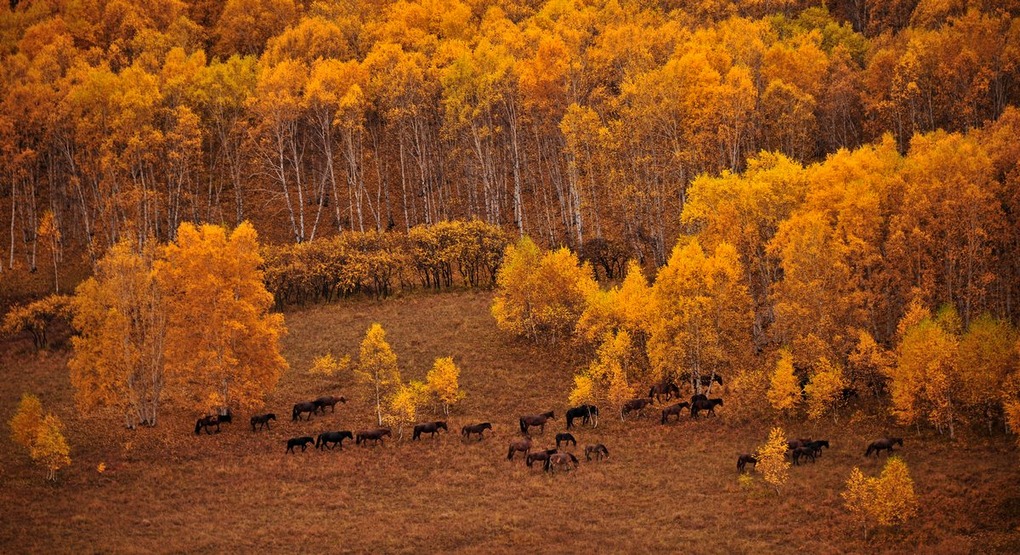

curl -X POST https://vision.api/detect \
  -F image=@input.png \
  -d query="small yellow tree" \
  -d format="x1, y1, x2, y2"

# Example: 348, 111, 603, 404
843, 457, 918, 538
10, 393, 43, 448
756, 426, 791, 492
357, 323, 402, 426
309, 353, 351, 377
768, 348, 801, 413
10, 394, 71, 481
425, 356, 465, 416
385, 380, 429, 440
805, 358, 848, 422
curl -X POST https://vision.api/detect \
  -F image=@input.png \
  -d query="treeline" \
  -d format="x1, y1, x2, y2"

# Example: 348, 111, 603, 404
1, 0, 1019, 282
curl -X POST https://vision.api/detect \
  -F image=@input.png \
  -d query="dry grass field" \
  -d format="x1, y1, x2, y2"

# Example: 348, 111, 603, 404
1, 290, 1019, 553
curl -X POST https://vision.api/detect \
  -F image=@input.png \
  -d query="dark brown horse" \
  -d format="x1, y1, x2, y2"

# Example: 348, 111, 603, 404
313, 395, 347, 414
507, 436, 532, 460
786, 438, 812, 451
660, 402, 690, 424
461, 422, 492, 440
412, 421, 448, 440
792, 446, 816, 465
356, 427, 392, 446
286, 436, 315, 453
804, 440, 829, 457
585, 444, 609, 461
737, 454, 758, 472
865, 437, 903, 457
622, 397, 653, 419
547, 452, 579, 473
555, 432, 577, 448
250, 413, 276, 432
690, 398, 723, 418
519, 411, 555, 434
316, 430, 354, 450
565, 405, 598, 429
194, 415, 222, 435
292, 401, 317, 421
648, 381, 680, 403
526, 448, 558, 469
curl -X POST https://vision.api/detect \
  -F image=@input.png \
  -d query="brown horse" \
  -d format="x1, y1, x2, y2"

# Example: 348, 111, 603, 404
865, 437, 903, 457
461, 422, 492, 440
526, 448, 558, 469
622, 397, 653, 419
507, 436, 532, 460
690, 398, 723, 418
660, 402, 690, 424
547, 452, 579, 473
648, 381, 680, 403
356, 427, 392, 446
412, 421, 448, 440
585, 444, 609, 461
792, 446, 816, 465
519, 411, 555, 434
292, 401, 317, 421
737, 454, 758, 472
286, 436, 315, 453
194, 415, 222, 435
315, 431, 353, 450
250, 413, 276, 432
565, 405, 598, 429
313, 395, 346, 414
555, 433, 577, 448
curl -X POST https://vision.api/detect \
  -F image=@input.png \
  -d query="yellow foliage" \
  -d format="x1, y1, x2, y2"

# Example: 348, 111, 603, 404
805, 358, 848, 422
309, 353, 351, 377
385, 380, 430, 439
9, 393, 43, 450
357, 323, 402, 426
889, 308, 959, 436
31, 414, 71, 481
2, 294, 74, 350
426, 356, 466, 415
843, 457, 917, 538
768, 348, 801, 413
756, 427, 790, 492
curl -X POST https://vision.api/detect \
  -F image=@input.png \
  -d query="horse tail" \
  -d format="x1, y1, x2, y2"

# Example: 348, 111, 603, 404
519, 418, 527, 434
507, 446, 514, 460
292, 407, 299, 421
194, 419, 202, 435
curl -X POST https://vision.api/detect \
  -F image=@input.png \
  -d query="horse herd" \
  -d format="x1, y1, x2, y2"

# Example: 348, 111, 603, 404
193, 388, 907, 476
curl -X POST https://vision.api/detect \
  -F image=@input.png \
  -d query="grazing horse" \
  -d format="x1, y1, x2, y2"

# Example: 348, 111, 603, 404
412, 421, 448, 440
792, 446, 817, 465
737, 454, 758, 472
804, 440, 830, 457
316, 430, 354, 450
622, 398, 653, 419
555, 433, 577, 448
661, 402, 690, 424
356, 428, 392, 446
313, 395, 347, 414
865, 437, 903, 457
461, 422, 492, 441
585, 444, 609, 461
547, 452, 579, 473
648, 381, 680, 403
292, 401, 317, 421
526, 449, 558, 469
519, 411, 555, 435
194, 415, 222, 435
690, 398, 723, 418
250, 413, 276, 432
565, 405, 599, 429
286, 436, 315, 453
507, 436, 532, 460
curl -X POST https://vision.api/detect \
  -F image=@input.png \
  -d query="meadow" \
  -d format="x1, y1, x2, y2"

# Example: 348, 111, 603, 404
1, 290, 1018, 553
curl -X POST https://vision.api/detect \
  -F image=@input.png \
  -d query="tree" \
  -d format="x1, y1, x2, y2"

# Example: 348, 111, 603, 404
768, 348, 801, 413
842, 457, 917, 538
888, 305, 960, 437
157, 222, 288, 413
69, 241, 167, 428
357, 323, 402, 426
756, 427, 791, 493
805, 358, 848, 423
386, 380, 429, 440
1, 294, 73, 351
956, 315, 1018, 432
570, 330, 636, 421
10, 394, 71, 481
425, 356, 465, 416
309, 353, 351, 377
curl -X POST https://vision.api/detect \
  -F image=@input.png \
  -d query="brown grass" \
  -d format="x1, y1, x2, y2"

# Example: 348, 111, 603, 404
1, 290, 1019, 553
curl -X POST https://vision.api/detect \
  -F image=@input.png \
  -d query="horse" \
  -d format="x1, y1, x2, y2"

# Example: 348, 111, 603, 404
519, 411, 555, 434
313, 395, 347, 414
250, 413, 276, 432
555, 433, 577, 448
865, 437, 903, 457
737, 454, 758, 472
194, 415, 221, 435
804, 440, 830, 457
461, 422, 492, 441
622, 397, 653, 419
661, 402, 690, 424
316, 430, 354, 450
286, 436, 315, 453
680, 372, 724, 389
565, 405, 598, 429
216, 408, 233, 424
792, 446, 817, 465
412, 421, 448, 440
292, 401, 317, 421
690, 398, 723, 418
526, 448, 558, 469
507, 436, 532, 460
648, 381, 680, 403
356, 428, 392, 446
691, 393, 708, 404
547, 452, 579, 473
585, 444, 609, 461
786, 438, 812, 451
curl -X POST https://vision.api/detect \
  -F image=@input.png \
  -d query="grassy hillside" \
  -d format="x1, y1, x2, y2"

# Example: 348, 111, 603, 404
1, 291, 1018, 553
